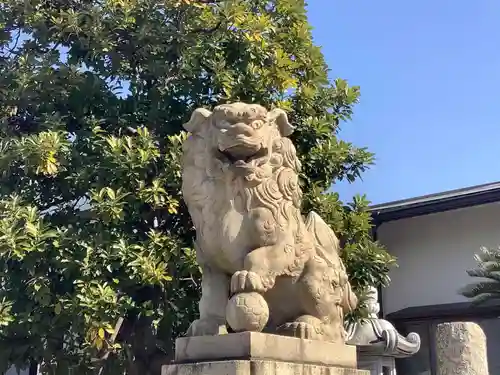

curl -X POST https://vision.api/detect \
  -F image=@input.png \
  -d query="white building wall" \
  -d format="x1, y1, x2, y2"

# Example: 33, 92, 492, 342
378, 202, 500, 315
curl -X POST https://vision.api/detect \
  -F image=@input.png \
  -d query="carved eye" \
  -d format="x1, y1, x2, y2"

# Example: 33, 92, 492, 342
251, 120, 264, 129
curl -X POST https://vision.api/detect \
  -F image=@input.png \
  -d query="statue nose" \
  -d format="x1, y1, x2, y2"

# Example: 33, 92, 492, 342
228, 123, 254, 137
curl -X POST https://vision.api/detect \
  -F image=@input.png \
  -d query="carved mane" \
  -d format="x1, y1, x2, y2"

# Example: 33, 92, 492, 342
181, 121, 226, 242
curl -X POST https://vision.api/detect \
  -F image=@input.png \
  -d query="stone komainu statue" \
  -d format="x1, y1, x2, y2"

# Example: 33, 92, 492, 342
181, 102, 357, 342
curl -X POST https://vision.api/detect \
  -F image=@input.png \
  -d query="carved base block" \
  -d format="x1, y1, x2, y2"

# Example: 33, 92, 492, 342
174, 332, 357, 368
163, 360, 369, 375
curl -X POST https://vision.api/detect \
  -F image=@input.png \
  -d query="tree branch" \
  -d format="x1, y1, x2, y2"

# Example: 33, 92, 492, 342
95, 317, 125, 375
1, 29, 22, 57
190, 20, 223, 34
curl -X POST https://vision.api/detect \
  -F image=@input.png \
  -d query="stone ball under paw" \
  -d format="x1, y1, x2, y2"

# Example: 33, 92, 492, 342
226, 292, 269, 332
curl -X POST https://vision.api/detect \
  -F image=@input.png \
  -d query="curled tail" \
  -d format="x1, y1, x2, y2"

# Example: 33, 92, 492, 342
304, 211, 358, 312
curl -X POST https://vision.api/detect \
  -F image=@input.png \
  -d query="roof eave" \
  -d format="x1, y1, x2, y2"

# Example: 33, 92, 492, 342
370, 187, 500, 225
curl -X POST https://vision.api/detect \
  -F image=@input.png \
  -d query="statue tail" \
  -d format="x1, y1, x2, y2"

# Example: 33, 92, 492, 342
304, 211, 342, 268
305, 211, 358, 312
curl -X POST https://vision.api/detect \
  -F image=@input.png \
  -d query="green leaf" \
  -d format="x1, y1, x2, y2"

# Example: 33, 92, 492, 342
106, 188, 116, 200
25, 222, 38, 236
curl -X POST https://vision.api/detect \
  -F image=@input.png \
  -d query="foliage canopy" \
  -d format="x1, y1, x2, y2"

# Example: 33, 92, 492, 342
0, 0, 395, 374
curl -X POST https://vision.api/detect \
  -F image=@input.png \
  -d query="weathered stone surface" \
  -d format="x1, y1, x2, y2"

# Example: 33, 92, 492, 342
435, 322, 488, 375
182, 102, 357, 343
163, 360, 369, 375
175, 332, 357, 368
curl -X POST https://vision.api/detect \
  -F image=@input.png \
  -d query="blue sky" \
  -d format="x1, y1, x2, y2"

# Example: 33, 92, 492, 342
307, 0, 500, 205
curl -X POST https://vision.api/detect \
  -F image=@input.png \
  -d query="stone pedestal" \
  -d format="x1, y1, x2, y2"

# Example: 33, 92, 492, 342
164, 360, 368, 375
435, 322, 488, 375
163, 332, 369, 375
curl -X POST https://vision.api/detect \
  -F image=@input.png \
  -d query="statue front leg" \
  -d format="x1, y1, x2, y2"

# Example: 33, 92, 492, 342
230, 239, 310, 295
187, 265, 229, 336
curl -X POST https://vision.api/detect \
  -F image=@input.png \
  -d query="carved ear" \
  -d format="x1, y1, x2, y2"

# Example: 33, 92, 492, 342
183, 108, 212, 134
269, 108, 294, 137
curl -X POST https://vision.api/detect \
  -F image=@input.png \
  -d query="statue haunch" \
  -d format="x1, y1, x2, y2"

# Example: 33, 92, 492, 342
181, 102, 358, 343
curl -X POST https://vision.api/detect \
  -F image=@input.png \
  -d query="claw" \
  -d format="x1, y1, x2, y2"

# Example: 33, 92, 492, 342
230, 270, 267, 294
276, 315, 325, 340
278, 321, 320, 339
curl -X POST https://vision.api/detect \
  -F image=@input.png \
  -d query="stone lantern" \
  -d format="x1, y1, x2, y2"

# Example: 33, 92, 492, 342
346, 287, 421, 375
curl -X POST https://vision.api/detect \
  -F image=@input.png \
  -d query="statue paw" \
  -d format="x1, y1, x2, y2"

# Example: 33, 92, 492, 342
187, 319, 228, 337
278, 321, 320, 340
231, 270, 271, 294
277, 315, 324, 340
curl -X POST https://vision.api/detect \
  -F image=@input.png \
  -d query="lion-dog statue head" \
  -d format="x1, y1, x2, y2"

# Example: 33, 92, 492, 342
183, 102, 298, 177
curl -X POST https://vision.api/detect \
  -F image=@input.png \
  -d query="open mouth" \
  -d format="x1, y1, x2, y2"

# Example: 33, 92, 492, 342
218, 146, 268, 165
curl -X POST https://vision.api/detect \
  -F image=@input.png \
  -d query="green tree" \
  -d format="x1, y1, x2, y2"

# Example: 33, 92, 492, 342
0, 0, 395, 374
460, 247, 500, 304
